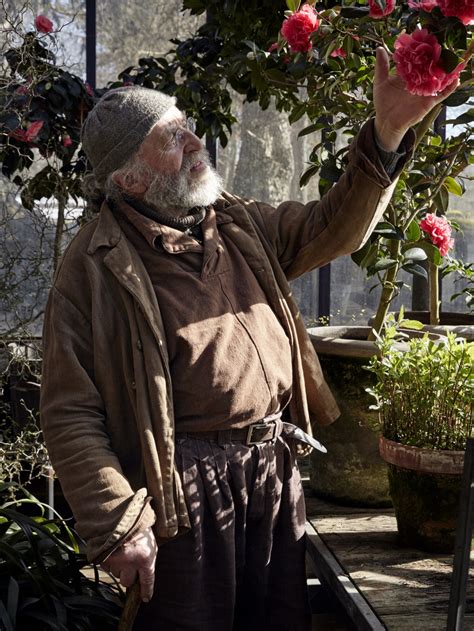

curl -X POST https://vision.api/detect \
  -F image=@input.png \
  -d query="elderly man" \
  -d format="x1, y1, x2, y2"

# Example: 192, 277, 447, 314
40, 48, 456, 630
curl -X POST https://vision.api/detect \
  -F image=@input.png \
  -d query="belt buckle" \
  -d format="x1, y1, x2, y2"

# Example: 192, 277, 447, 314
245, 422, 276, 446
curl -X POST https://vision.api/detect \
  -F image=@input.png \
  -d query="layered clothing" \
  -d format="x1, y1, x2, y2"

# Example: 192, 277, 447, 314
40, 119, 414, 563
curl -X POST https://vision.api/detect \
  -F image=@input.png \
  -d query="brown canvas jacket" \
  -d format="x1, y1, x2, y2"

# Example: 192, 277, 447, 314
40, 119, 415, 562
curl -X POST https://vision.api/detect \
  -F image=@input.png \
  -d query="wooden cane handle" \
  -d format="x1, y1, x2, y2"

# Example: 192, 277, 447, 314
118, 582, 142, 631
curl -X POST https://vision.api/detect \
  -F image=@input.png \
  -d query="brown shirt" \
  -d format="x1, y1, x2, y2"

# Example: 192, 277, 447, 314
116, 201, 293, 431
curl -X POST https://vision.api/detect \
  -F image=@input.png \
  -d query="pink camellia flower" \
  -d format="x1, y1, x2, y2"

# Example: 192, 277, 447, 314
393, 28, 463, 96
281, 4, 319, 54
438, 0, 474, 25
330, 48, 347, 58
419, 213, 454, 256
368, 0, 396, 19
10, 120, 44, 144
408, 0, 438, 11
62, 135, 73, 148
34, 15, 54, 33
25, 120, 44, 142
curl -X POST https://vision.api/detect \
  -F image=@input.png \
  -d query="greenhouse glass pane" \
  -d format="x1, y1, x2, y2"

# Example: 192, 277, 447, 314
219, 97, 321, 326
96, 1, 201, 86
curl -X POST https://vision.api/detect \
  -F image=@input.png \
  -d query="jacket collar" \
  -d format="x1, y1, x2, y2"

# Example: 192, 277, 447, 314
87, 195, 238, 256
87, 202, 122, 254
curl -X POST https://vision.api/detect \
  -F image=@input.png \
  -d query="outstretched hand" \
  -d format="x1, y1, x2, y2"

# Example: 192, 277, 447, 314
373, 47, 459, 151
102, 526, 158, 603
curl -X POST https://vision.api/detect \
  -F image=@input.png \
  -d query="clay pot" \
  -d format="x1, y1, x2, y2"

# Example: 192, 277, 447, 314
308, 326, 391, 507
379, 436, 463, 553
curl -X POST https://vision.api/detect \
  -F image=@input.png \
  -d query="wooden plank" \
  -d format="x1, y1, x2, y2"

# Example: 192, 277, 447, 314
305, 495, 474, 630
305, 521, 385, 631
447, 436, 474, 630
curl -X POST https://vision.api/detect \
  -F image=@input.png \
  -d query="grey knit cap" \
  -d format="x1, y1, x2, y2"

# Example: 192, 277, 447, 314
81, 86, 176, 182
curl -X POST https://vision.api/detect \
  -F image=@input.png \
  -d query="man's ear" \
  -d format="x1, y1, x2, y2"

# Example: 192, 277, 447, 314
111, 171, 149, 196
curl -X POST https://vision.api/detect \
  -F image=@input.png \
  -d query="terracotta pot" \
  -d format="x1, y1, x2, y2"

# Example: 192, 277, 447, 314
379, 436, 463, 553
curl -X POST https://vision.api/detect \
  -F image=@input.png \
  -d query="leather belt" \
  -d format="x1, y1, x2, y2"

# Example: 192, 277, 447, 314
176, 412, 282, 447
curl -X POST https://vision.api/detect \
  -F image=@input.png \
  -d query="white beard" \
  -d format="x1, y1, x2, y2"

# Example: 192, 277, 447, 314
143, 150, 223, 215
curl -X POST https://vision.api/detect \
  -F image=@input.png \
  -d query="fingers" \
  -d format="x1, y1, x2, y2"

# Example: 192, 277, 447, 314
119, 567, 138, 588
138, 564, 156, 603
375, 47, 390, 85
100, 528, 158, 603
439, 76, 460, 102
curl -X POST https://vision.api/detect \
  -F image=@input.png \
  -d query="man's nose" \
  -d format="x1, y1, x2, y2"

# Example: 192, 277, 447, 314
184, 130, 203, 154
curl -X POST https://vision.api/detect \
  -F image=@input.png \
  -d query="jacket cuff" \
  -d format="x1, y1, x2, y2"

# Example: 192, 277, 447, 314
350, 118, 416, 188
88, 488, 156, 564
374, 134, 407, 178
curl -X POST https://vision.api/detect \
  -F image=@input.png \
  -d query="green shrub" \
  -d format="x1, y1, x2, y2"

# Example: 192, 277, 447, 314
366, 325, 474, 450
0, 484, 123, 631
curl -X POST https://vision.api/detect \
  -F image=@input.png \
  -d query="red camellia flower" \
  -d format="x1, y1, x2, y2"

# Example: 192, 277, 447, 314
393, 28, 463, 96
34, 15, 54, 33
368, 0, 396, 19
419, 213, 454, 256
330, 48, 347, 58
281, 4, 319, 54
10, 120, 44, 144
408, 0, 438, 11
437, 0, 474, 25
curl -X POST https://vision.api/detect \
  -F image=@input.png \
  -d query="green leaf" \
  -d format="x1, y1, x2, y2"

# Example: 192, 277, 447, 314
0, 601, 14, 631
320, 163, 343, 183
289, 103, 307, 124
440, 49, 462, 74
298, 122, 323, 138
402, 247, 428, 262
449, 108, 474, 125
406, 220, 421, 242
299, 164, 319, 187
286, 0, 301, 12
340, 6, 370, 18
400, 319, 425, 330
351, 240, 371, 267
7, 577, 19, 628
372, 222, 405, 240
414, 241, 443, 266
444, 176, 463, 196
402, 263, 428, 279
444, 88, 471, 107
373, 258, 398, 272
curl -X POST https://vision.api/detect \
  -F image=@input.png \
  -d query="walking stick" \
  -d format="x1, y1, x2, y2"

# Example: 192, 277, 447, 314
118, 582, 141, 631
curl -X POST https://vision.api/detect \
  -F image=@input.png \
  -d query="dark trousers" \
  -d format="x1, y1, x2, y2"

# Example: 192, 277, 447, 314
133, 432, 311, 631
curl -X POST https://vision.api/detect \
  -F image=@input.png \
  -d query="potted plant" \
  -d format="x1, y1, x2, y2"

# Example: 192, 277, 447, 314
0, 484, 124, 630
365, 319, 474, 552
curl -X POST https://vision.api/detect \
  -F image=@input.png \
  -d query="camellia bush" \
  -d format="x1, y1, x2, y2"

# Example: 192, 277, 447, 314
126, 0, 473, 331
1, 1, 473, 333
1, 14, 96, 272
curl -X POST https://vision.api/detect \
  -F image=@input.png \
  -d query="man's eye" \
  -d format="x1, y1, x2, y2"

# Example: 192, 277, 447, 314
170, 129, 179, 146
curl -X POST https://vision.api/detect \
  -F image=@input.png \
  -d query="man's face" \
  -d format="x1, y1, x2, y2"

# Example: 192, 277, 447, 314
135, 106, 222, 214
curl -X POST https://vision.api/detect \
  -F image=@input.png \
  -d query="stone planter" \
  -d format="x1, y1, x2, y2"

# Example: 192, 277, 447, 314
379, 436, 464, 553
308, 326, 391, 507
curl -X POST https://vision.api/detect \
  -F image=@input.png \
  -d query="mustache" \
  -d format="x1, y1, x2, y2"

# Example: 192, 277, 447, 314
181, 149, 211, 173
